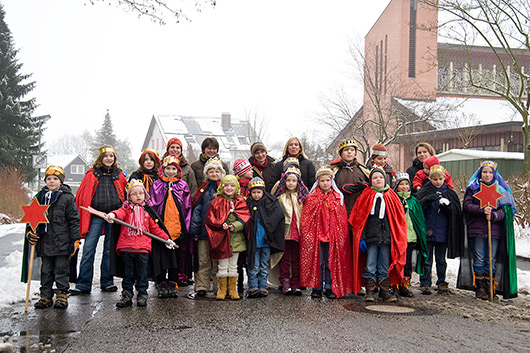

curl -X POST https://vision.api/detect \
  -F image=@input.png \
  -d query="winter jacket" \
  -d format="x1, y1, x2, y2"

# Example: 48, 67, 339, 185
33, 185, 80, 257
180, 160, 198, 200
418, 183, 450, 243
270, 155, 316, 191
76, 167, 127, 237
413, 169, 454, 191
129, 169, 158, 193
463, 188, 505, 239
249, 155, 276, 193
330, 157, 369, 214
110, 204, 169, 253
362, 192, 392, 245
406, 158, 423, 186
190, 180, 218, 240
190, 154, 230, 188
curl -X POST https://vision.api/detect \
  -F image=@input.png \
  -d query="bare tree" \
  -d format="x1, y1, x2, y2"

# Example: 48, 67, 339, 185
47, 130, 93, 162
244, 107, 269, 144
422, 0, 530, 171
86, 0, 216, 24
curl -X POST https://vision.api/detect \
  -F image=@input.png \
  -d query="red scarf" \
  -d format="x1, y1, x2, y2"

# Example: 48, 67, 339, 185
252, 157, 269, 171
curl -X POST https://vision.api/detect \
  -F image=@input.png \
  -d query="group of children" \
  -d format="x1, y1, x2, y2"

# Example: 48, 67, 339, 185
25, 137, 518, 310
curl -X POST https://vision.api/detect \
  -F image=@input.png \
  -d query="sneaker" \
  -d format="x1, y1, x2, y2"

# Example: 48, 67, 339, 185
116, 292, 132, 308
195, 290, 207, 297
102, 285, 118, 292
420, 286, 432, 295
34, 297, 53, 309
324, 289, 337, 299
53, 291, 69, 309
69, 288, 90, 295
311, 290, 322, 298
167, 281, 178, 298
137, 297, 147, 307
248, 288, 260, 298
259, 289, 269, 297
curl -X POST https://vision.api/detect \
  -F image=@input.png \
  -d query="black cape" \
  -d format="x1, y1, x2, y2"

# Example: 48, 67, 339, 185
416, 183, 465, 259
246, 192, 285, 268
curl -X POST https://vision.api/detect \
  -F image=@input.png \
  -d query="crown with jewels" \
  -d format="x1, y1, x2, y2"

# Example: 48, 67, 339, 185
430, 165, 446, 175
339, 139, 357, 151
126, 179, 144, 192
480, 160, 497, 169
249, 177, 266, 190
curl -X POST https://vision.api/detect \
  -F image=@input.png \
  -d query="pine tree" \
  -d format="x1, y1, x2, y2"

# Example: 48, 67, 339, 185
0, 4, 38, 180
91, 110, 118, 160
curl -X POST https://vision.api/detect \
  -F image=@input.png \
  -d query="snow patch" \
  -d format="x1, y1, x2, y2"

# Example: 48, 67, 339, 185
0, 251, 39, 309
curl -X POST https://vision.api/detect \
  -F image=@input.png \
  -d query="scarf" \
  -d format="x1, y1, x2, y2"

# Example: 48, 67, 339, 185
252, 157, 269, 171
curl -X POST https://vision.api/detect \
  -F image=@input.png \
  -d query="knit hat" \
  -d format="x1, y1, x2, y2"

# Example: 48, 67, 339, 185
369, 167, 386, 185
44, 165, 65, 184
315, 166, 334, 180
251, 142, 267, 155
126, 179, 150, 202
139, 148, 161, 167
424, 155, 440, 169
393, 171, 410, 191
283, 157, 300, 172
371, 144, 388, 157
249, 177, 266, 191
166, 137, 183, 150
338, 139, 357, 155
162, 155, 180, 168
429, 165, 446, 178
233, 159, 252, 177
203, 157, 226, 178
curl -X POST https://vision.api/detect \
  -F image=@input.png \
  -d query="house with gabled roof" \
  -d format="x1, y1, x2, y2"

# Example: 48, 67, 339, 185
39, 154, 90, 192
141, 113, 256, 168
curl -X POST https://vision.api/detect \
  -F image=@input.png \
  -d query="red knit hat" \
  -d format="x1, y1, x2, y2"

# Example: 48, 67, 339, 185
166, 137, 183, 150
424, 155, 440, 169
371, 144, 388, 157
233, 159, 252, 177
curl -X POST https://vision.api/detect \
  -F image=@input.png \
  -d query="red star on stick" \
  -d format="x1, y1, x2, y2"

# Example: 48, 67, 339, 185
473, 182, 504, 209
20, 198, 50, 231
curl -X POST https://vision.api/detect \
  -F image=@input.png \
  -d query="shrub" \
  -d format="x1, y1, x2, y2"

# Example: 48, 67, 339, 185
0, 166, 30, 223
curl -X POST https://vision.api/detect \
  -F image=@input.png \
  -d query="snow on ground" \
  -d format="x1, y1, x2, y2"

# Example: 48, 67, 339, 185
0, 250, 39, 309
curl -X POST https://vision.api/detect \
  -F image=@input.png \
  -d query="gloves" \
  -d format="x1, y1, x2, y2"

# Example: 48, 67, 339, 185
105, 213, 115, 223
439, 197, 450, 206
26, 230, 39, 245
359, 239, 367, 253
69, 239, 80, 257
342, 183, 367, 195
165, 240, 177, 249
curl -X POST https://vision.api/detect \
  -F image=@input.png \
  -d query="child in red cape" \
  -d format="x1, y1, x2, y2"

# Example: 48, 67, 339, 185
300, 166, 353, 299
349, 168, 407, 301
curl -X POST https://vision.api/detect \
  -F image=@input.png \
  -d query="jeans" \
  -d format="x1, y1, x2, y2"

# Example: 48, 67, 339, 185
471, 236, 500, 275
248, 247, 271, 290
363, 242, 390, 283
420, 241, 447, 287
121, 252, 149, 299
40, 255, 70, 298
75, 216, 114, 291
315, 242, 332, 291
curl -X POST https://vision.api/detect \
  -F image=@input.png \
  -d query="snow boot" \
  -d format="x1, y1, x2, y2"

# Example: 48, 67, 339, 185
116, 291, 133, 308
228, 277, 240, 300
398, 276, 413, 297
483, 275, 498, 300
53, 291, 68, 309
137, 297, 147, 307
437, 282, 450, 294
34, 297, 53, 309
167, 281, 178, 298
216, 277, 227, 300
157, 281, 169, 298
379, 278, 397, 302
474, 273, 488, 300
364, 278, 376, 302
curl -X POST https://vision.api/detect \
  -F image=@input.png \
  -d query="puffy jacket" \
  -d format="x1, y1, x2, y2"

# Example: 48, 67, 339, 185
190, 181, 218, 240
420, 184, 450, 242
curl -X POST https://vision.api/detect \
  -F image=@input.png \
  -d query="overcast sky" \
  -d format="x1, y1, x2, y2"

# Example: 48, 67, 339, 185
2, 0, 391, 154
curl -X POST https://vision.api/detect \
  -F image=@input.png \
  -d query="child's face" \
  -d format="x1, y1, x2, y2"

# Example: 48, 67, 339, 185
164, 165, 179, 178
223, 183, 236, 197
143, 155, 155, 170
206, 168, 222, 181
242, 170, 254, 179
417, 146, 432, 163
341, 147, 356, 163
287, 140, 301, 156
397, 180, 410, 192
102, 152, 115, 167
423, 163, 430, 175
430, 174, 444, 188
371, 173, 385, 188
204, 145, 218, 158
253, 149, 267, 163
128, 186, 145, 205
285, 175, 298, 192
318, 175, 332, 193
373, 155, 387, 167
168, 143, 182, 157
45, 175, 61, 191
251, 189, 263, 201
481, 166, 494, 183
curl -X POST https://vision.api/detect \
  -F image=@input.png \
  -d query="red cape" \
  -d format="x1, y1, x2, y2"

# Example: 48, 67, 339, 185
75, 168, 127, 237
349, 187, 407, 293
205, 195, 251, 259
300, 188, 353, 298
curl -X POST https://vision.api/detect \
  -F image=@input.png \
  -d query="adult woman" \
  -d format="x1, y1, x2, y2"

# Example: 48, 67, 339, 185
163, 137, 198, 198
248, 142, 276, 193
406, 142, 435, 186
269, 137, 316, 192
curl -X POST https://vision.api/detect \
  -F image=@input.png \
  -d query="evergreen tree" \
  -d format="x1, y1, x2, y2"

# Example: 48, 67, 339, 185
91, 110, 118, 160
0, 4, 38, 180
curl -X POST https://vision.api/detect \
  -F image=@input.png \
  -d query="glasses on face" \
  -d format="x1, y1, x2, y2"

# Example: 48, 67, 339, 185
45, 166, 65, 178
129, 192, 145, 197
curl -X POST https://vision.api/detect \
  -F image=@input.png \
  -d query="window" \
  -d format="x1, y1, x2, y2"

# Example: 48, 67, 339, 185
71, 165, 85, 174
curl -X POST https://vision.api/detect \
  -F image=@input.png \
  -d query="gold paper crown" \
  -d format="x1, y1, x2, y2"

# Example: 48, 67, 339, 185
316, 166, 334, 179
249, 178, 266, 190
126, 179, 144, 192
284, 166, 301, 176
339, 139, 357, 151
143, 148, 159, 157
45, 165, 65, 178
98, 146, 115, 155
163, 155, 180, 166
480, 160, 497, 169
430, 165, 446, 175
